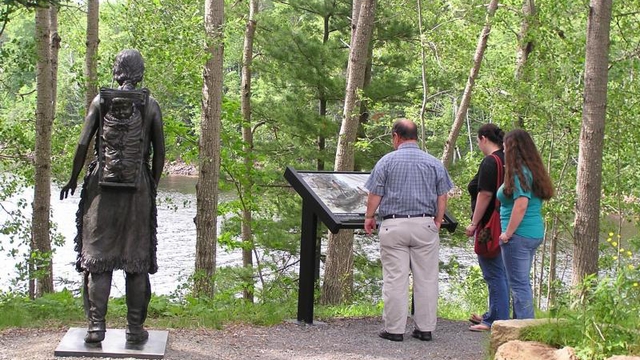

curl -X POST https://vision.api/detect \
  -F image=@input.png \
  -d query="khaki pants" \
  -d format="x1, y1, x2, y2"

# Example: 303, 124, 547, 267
379, 217, 439, 334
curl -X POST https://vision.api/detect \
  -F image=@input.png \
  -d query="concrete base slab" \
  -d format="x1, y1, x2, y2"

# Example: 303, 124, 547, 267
54, 328, 169, 359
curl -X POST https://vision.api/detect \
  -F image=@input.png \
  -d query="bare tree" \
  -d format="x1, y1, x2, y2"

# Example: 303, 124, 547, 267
240, 0, 259, 303
514, 0, 535, 128
84, 0, 99, 113
417, 0, 429, 149
515, 0, 535, 80
195, 0, 224, 297
441, 0, 499, 168
572, 0, 613, 287
49, 5, 60, 115
31, 5, 54, 297
321, 0, 376, 305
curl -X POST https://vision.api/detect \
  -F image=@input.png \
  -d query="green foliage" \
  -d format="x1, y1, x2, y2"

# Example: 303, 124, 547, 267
522, 233, 640, 359
0, 289, 84, 328
0, 280, 297, 330
437, 257, 488, 320
0, 1, 64, 39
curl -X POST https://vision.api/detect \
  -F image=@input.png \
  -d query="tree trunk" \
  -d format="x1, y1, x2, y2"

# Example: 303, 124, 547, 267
32, 6, 54, 297
345, 0, 362, 80
441, 0, 499, 168
195, 0, 224, 297
321, 0, 376, 305
83, 0, 99, 168
314, 11, 334, 282
572, 0, 612, 288
546, 217, 559, 307
49, 6, 60, 117
417, 0, 429, 150
514, 0, 535, 128
240, 0, 258, 303
84, 0, 99, 113
317, 10, 332, 172
515, 0, 534, 80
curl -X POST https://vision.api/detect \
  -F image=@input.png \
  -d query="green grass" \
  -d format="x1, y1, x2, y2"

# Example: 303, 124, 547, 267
315, 301, 382, 320
0, 288, 478, 331
0, 290, 298, 330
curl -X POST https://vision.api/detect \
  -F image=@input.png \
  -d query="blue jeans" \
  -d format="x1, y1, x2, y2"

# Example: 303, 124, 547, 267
477, 254, 510, 326
500, 233, 543, 319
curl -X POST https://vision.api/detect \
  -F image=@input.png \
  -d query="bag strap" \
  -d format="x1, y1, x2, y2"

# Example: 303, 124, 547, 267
490, 154, 503, 208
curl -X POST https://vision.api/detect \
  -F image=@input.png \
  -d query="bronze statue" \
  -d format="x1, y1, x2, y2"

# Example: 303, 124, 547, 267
60, 49, 165, 344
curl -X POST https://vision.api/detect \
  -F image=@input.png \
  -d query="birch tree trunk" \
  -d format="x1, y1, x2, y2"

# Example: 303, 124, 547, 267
84, 0, 99, 113
82, 0, 99, 168
514, 0, 535, 128
515, 0, 534, 80
441, 0, 499, 168
417, 0, 429, 150
240, 0, 258, 303
572, 0, 612, 287
195, 0, 224, 297
32, 6, 54, 298
321, 0, 376, 305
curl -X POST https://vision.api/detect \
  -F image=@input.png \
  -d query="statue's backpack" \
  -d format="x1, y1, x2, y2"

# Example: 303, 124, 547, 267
97, 88, 149, 188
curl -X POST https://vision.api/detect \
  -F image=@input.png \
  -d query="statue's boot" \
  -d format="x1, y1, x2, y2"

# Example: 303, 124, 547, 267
83, 271, 112, 343
84, 321, 106, 343
126, 324, 149, 343
125, 272, 151, 343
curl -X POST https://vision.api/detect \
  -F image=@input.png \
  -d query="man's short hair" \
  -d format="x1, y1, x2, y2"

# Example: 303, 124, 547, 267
392, 119, 418, 140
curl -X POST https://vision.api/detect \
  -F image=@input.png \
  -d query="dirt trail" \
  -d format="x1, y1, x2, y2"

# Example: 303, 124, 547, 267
0, 317, 489, 360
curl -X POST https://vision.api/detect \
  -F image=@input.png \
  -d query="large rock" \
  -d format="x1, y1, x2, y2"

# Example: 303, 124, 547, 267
490, 319, 551, 353
495, 340, 577, 360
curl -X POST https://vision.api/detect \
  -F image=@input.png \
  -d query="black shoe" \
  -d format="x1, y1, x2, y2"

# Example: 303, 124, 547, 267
378, 330, 403, 342
412, 329, 432, 341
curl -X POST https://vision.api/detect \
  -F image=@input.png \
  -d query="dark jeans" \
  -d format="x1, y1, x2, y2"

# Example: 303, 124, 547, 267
477, 254, 510, 326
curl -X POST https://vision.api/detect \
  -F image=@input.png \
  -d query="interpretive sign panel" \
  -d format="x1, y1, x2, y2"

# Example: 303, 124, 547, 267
298, 172, 369, 214
285, 167, 457, 233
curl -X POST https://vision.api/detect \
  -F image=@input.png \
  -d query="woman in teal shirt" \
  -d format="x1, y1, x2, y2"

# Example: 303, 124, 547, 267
497, 129, 554, 319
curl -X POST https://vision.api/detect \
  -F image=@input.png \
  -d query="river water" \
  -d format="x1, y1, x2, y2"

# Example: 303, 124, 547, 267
0, 176, 240, 297
0, 175, 482, 298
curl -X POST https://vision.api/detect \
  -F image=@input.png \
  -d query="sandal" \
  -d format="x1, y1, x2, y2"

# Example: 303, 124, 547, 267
468, 314, 483, 325
469, 323, 490, 332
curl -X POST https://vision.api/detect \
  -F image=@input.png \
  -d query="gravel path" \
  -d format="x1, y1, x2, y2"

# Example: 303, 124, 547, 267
0, 317, 489, 360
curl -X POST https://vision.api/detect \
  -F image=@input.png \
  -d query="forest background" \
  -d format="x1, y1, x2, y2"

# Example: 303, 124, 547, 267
0, 0, 638, 358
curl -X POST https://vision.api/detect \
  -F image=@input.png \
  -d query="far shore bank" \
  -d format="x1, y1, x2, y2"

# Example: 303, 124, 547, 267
164, 160, 197, 177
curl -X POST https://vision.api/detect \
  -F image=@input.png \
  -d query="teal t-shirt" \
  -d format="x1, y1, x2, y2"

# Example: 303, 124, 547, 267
496, 167, 544, 239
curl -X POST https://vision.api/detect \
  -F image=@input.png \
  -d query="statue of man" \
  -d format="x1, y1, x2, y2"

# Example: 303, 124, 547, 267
60, 49, 165, 344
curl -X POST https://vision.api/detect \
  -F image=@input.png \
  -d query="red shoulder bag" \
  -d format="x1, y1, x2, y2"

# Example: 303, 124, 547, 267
474, 154, 503, 258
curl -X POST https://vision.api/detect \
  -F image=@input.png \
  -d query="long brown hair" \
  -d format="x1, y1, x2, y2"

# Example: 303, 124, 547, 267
503, 129, 554, 200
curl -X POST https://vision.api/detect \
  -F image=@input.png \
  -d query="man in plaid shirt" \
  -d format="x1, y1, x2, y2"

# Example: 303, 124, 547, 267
364, 118, 453, 342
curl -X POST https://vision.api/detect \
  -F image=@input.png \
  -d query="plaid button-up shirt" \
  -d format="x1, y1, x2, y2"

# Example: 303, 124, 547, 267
364, 142, 453, 218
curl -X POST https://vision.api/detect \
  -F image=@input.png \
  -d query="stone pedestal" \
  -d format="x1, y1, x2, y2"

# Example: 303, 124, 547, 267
54, 328, 168, 359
